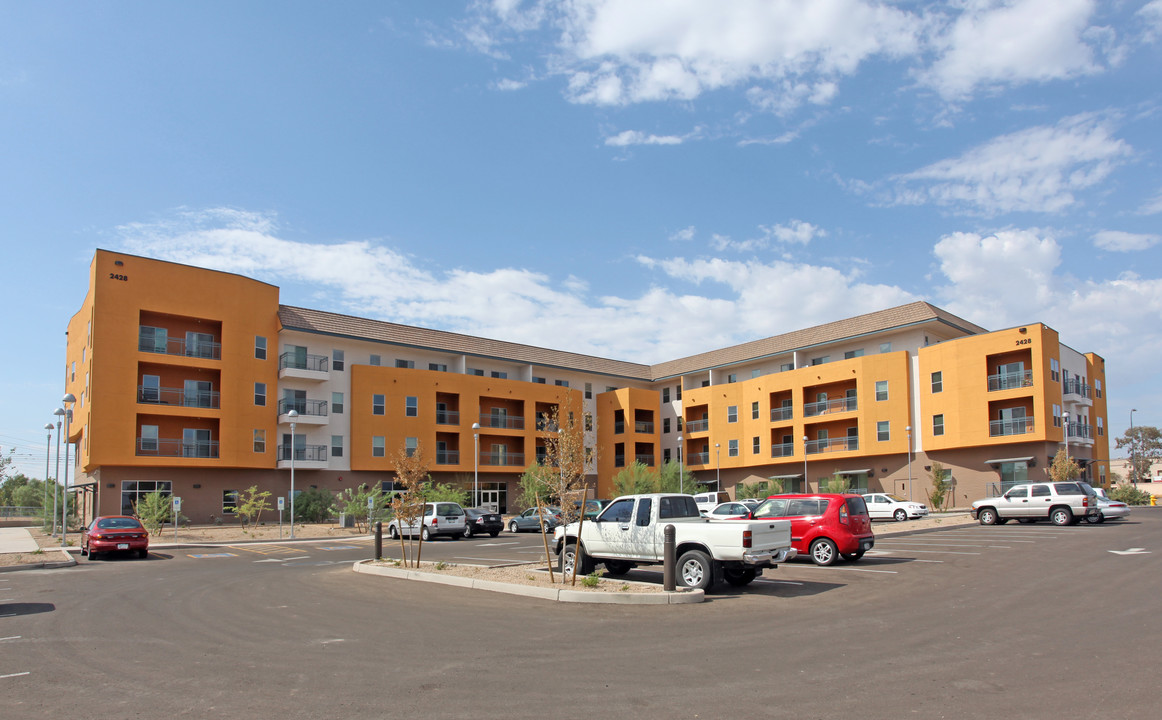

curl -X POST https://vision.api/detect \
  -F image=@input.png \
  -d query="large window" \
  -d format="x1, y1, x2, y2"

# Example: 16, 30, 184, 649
254, 382, 266, 406
253, 429, 265, 453
877, 421, 890, 441
373, 394, 385, 415
405, 396, 418, 417
875, 381, 888, 401
222, 490, 239, 515
121, 480, 171, 515
140, 425, 158, 452
255, 336, 267, 360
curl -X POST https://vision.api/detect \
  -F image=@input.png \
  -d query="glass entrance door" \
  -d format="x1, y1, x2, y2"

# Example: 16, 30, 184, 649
479, 489, 500, 513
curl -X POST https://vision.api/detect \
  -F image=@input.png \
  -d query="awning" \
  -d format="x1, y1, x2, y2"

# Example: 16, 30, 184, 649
836, 469, 872, 475
768, 474, 805, 480
983, 456, 1034, 465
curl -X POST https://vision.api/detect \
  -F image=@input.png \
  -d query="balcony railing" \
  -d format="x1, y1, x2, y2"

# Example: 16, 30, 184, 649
279, 352, 329, 373
436, 410, 460, 425
138, 334, 221, 360
614, 454, 625, 467
770, 406, 793, 422
635, 453, 655, 465
277, 398, 329, 417
634, 421, 654, 434
988, 370, 1033, 392
277, 445, 328, 462
136, 438, 219, 458
685, 418, 709, 433
536, 419, 559, 432
805, 437, 858, 455
990, 418, 1035, 437
480, 452, 524, 466
804, 397, 857, 417
614, 421, 625, 434
688, 451, 709, 465
137, 386, 220, 409
1063, 378, 1091, 398
1066, 421, 1092, 440
435, 450, 460, 465
480, 415, 525, 430
771, 442, 794, 458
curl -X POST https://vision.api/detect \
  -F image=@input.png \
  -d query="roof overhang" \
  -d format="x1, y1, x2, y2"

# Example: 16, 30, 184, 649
983, 456, 1034, 465
768, 474, 805, 480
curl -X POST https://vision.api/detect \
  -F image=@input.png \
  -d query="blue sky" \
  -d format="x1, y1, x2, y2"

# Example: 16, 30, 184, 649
2, 1, 1160, 478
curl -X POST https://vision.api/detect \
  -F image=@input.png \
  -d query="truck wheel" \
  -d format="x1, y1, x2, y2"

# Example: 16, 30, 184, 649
677, 550, 713, 590
809, 538, 838, 566
561, 543, 594, 576
977, 508, 998, 525
603, 560, 632, 576
1050, 507, 1073, 526
723, 568, 756, 586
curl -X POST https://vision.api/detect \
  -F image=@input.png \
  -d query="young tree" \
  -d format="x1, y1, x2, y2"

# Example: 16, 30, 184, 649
1116, 425, 1162, 483
537, 393, 590, 583
927, 461, 951, 511
294, 487, 336, 523
736, 478, 781, 500
613, 461, 658, 497
658, 460, 695, 494
391, 442, 431, 567
338, 484, 390, 534
135, 490, 173, 536
422, 481, 468, 506
1048, 449, 1081, 483
234, 485, 273, 532
822, 474, 850, 493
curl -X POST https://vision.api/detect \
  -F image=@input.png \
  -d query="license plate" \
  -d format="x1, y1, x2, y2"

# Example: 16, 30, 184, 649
117, 543, 129, 550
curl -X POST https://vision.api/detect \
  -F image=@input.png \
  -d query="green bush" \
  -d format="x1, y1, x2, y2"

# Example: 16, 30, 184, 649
1108, 484, 1154, 506
294, 487, 336, 523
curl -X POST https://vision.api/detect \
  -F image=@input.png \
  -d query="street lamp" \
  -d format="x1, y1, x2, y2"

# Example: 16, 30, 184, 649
677, 435, 683, 493
906, 425, 913, 501
43, 423, 53, 524
802, 435, 808, 492
472, 422, 480, 508
1130, 409, 1138, 483
715, 443, 720, 491
288, 409, 298, 539
61, 393, 75, 548
52, 408, 64, 535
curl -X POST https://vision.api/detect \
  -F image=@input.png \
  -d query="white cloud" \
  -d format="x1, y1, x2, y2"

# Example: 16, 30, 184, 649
1139, 188, 1162, 215
1139, 0, 1162, 42
1093, 230, 1161, 252
493, 78, 527, 91
604, 129, 684, 146
920, 0, 1109, 100
891, 113, 1132, 215
669, 226, 696, 242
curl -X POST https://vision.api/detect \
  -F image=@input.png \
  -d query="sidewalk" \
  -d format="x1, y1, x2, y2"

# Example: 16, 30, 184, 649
0, 527, 40, 553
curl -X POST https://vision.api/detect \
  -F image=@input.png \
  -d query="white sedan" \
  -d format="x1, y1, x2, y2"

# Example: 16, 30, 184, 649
1089, 495, 1130, 523
704, 502, 754, 520
862, 493, 929, 522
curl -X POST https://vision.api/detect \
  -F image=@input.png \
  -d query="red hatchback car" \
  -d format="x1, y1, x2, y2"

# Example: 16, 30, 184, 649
749, 494, 874, 566
81, 516, 150, 560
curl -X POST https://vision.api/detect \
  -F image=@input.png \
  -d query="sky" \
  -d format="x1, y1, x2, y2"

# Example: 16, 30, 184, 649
2, 0, 1160, 479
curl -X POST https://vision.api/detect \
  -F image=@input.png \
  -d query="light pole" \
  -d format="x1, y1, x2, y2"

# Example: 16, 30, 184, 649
1130, 408, 1138, 483
715, 443, 721, 492
52, 408, 64, 535
677, 435, 683, 493
43, 423, 53, 525
906, 425, 913, 501
802, 435, 808, 492
472, 422, 480, 508
288, 409, 298, 539
61, 393, 75, 548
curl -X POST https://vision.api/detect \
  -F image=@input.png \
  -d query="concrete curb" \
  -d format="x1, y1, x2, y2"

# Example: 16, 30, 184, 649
0, 549, 76, 573
353, 560, 704, 605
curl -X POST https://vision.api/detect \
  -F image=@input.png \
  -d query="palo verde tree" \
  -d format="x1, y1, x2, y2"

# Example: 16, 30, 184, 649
135, 490, 174, 536
390, 441, 431, 567
1116, 425, 1162, 483
658, 459, 696, 494
736, 478, 781, 500
612, 461, 658, 496
234, 485, 273, 532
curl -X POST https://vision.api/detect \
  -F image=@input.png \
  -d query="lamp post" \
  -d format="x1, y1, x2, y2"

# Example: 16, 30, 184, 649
802, 435, 808, 492
472, 422, 480, 508
677, 435, 683, 493
715, 443, 720, 491
906, 425, 913, 501
52, 408, 64, 535
61, 393, 75, 548
43, 423, 53, 525
1130, 408, 1138, 483
288, 409, 298, 539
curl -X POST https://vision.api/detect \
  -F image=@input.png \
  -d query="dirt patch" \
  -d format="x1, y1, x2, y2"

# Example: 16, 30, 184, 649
367, 559, 663, 593
27, 521, 368, 550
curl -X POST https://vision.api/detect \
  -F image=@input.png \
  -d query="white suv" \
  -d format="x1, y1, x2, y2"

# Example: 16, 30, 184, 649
387, 502, 466, 540
971, 482, 1098, 526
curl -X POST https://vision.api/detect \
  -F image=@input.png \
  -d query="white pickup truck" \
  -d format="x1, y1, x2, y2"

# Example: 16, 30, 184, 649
553, 493, 796, 590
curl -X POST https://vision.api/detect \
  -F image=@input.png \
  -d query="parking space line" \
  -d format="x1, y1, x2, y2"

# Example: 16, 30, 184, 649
1, 636, 20, 641
871, 548, 980, 555
877, 541, 1011, 548
754, 578, 804, 585
1, 672, 31, 679
805, 565, 898, 574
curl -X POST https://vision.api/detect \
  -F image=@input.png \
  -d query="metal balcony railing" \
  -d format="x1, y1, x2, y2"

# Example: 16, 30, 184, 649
614, 421, 625, 434
804, 397, 857, 417
988, 370, 1033, 391
805, 437, 858, 455
480, 415, 525, 430
771, 442, 794, 458
635, 454, 655, 465
634, 421, 654, 434
990, 418, 1035, 437
136, 438, 220, 458
685, 418, 709, 433
770, 406, 793, 422
1066, 421, 1092, 440
277, 445, 328, 462
137, 386, 220, 408
138, 333, 221, 360
435, 450, 460, 465
1063, 378, 1091, 398
480, 452, 524, 466
277, 398, 328, 417
688, 452, 709, 465
436, 410, 460, 425
279, 352, 329, 373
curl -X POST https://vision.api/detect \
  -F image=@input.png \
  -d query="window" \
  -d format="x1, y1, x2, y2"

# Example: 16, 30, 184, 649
663, 417, 671, 433
780, 363, 794, 372
405, 396, 418, 417
662, 387, 670, 403
752, 436, 760, 454
728, 373, 737, 383
491, 370, 507, 379
875, 381, 888, 401
255, 336, 267, 360
584, 413, 593, 431
844, 349, 864, 359
429, 362, 447, 372
585, 382, 592, 400
811, 356, 829, 366
728, 439, 739, 457
253, 429, 265, 453
1053, 404, 1062, 428
372, 394, 385, 415
676, 385, 682, 400
880, 342, 892, 353
533, 376, 546, 384
727, 405, 738, 423
139, 326, 167, 353
121, 480, 171, 516
933, 414, 944, 436
931, 371, 943, 393
1097, 417, 1104, 436
254, 382, 266, 406
372, 436, 385, 457
140, 374, 160, 403
677, 417, 683, 431
396, 359, 414, 369
555, 379, 569, 387
222, 490, 238, 515
751, 401, 759, 420
332, 392, 344, 414
663, 448, 672, 463
405, 437, 417, 457
877, 421, 890, 441
332, 349, 344, 371
140, 425, 159, 452
751, 369, 761, 379
635, 498, 652, 527
1050, 358, 1060, 382
1095, 379, 1102, 398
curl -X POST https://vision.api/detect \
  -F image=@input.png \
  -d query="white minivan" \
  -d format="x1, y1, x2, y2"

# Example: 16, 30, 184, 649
387, 502, 466, 540
694, 491, 731, 516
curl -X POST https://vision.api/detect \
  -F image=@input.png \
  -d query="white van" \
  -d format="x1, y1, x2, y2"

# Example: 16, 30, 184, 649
694, 491, 731, 516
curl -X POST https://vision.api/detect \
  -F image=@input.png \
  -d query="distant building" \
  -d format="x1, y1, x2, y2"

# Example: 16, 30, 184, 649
63, 249, 1110, 523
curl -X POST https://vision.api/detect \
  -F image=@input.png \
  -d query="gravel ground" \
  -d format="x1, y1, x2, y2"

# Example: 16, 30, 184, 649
369, 558, 662, 592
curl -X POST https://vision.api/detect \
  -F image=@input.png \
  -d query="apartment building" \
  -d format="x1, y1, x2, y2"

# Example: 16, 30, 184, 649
62, 249, 1109, 524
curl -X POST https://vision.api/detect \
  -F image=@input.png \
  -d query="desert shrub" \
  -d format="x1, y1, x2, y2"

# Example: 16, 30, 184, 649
1108, 484, 1154, 506
294, 487, 335, 523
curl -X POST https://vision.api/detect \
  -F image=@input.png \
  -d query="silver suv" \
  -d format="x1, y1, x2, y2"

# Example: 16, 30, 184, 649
972, 482, 1099, 526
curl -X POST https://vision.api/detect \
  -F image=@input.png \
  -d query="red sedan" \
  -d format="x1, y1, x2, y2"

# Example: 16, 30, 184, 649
81, 516, 150, 560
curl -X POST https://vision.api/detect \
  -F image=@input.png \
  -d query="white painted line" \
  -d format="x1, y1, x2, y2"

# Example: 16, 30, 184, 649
877, 541, 1010, 549
818, 566, 899, 574
254, 559, 285, 563
283, 556, 311, 561
0, 636, 21, 641
450, 557, 521, 563
913, 559, 944, 563
754, 579, 804, 586
871, 549, 980, 555
1, 672, 30, 679
475, 541, 520, 547
0, 599, 14, 603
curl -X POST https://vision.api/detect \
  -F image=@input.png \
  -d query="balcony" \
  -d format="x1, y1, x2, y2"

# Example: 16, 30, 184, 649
988, 370, 1033, 392
770, 407, 793, 422
435, 450, 460, 465
688, 451, 709, 465
685, 418, 709, 433
1063, 378, 1091, 402
480, 451, 525, 467
805, 437, 858, 455
635, 453, 655, 465
278, 398, 329, 425
1066, 421, 1093, 441
613, 421, 625, 434
138, 334, 221, 360
136, 438, 219, 458
436, 410, 460, 426
771, 442, 794, 458
278, 352, 329, 381
990, 418, 1036, 437
137, 386, 220, 409
804, 397, 857, 417
479, 415, 525, 430
276, 444, 328, 469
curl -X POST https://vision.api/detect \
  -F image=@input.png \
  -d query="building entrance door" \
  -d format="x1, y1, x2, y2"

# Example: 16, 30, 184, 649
479, 489, 499, 513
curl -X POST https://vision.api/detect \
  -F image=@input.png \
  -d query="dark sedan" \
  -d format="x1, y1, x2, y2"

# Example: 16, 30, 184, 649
463, 507, 503, 538
82, 515, 150, 560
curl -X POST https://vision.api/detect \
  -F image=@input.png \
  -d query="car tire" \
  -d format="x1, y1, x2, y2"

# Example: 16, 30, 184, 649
388, 525, 399, 540
723, 568, 757, 586
978, 507, 998, 525
561, 543, 594, 577
1086, 512, 1104, 524
509, 521, 520, 533
1050, 507, 1073, 526
488, 530, 499, 538
88, 549, 100, 561
809, 538, 838, 566
463, 525, 473, 538
421, 526, 431, 541
842, 550, 866, 561
893, 509, 908, 522
677, 549, 714, 590
604, 560, 632, 576
138, 548, 148, 559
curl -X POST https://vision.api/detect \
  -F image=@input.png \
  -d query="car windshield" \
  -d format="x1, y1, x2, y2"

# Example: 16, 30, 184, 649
886, 494, 908, 502
96, 518, 143, 530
